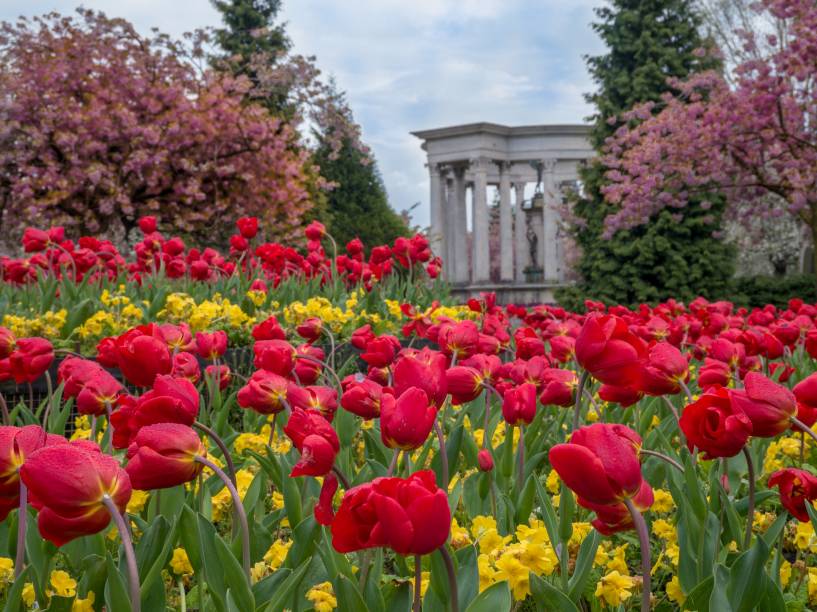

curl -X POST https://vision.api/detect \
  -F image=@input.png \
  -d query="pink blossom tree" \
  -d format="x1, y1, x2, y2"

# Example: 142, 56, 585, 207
0, 10, 314, 243
601, 0, 817, 286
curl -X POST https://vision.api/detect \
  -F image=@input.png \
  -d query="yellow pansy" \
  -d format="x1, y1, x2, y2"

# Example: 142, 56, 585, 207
127, 490, 150, 514
49, 570, 77, 598
22, 583, 36, 607
0, 557, 13, 583
305, 581, 337, 612
71, 592, 95, 612
451, 519, 472, 548
606, 545, 629, 574
546, 469, 560, 494
666, 575, 685, 605
170, 548, 193, 576
595, 571, 634, 607
477, 554, 498, 592
780, 560, 792, 588
809, 567, 817, 604
494, 553, 530, 600
652, 489, 675, 513
264, 539, 292, 570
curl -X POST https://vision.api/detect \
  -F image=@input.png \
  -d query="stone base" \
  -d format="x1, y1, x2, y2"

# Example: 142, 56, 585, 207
449, 282, 569, 305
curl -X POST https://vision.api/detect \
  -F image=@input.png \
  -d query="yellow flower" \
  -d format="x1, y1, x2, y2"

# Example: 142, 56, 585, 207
251, 561, 268, 583
49, 570, 77, 598
470, 516, 498, 539
72, 592, 95, 612
477, 528, 512, 554
451, 519, 472, 549
809, 567, 817, 604
546, 469, 560, 494
780, 437, 803, 458
795, 522, 816, 551
305, 581, 337, 612
22, 583, 35, 607
0, 557, 13, 583
593, 546, 609, 567
665, 543, 680, 566
127, 490, 150, 514
595, 571, 634, 607
666, 575, 685, 605
494, 553, 530, 600
264, 539, 292, 570
780, 560, 792, 588
477, 554, 497, 592
606, 545, 628, 574
170, 548, 193, 576
569, 522, 592, 548
247, 290, 267, 307
652, 519, 677, 543
652, 489, 675, 513
752, 511, 776, 533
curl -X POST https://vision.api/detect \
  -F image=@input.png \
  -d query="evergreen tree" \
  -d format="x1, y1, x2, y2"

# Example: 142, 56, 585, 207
559, 0, 735, 309
211, 0, 291, 113
313, 134, 408, 249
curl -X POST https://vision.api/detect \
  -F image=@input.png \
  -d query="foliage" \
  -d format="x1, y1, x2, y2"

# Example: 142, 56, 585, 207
568, 0, 735, 306
0, 10, 316, 245
313, 134, 408, 250
602, 0, 817, 287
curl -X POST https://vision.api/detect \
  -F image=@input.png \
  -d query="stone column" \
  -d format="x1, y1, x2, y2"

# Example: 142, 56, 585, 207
428, 162, 444, 260
452, 165, 470, 283
542, 158, 560, 281
498, 161, 513, 281
471, 157, 490, 283
513, 182, 527, 282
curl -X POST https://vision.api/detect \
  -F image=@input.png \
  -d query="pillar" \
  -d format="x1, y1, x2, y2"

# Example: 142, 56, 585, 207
513, 182, 527, 282
471, 157, 490, 283
498, 162, 513, 281
542, 158, 560, 281
452, 166, 469, 283
428, 163, 444, 259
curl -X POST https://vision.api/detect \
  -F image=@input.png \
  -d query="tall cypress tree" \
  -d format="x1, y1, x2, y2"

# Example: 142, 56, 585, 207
559, 0, 735, 309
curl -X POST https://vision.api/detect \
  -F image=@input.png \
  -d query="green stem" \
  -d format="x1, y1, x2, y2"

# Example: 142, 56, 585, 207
572, 371, 589, 432
101, 496, 141, 612
15, 482, 26, 578
742, 446, 755, 549
439, 546, 460, 612
623, 497, 650, 612
413, 555, 422, 612
193, 421, 236, 485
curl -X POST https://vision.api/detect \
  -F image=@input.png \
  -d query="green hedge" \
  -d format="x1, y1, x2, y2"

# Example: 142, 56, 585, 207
556, 273, 817, 311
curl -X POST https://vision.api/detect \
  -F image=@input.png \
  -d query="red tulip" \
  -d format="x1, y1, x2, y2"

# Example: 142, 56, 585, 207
195, 331, 227, 361
9, 338, 54, 384
361, 335, 400, 368
236, 216, 258, 239
392, 347, 447, 407
539, 368, 578, 407
237, 370, 289, 415
294, 344, 325, 384
305, 221, 326, 241
283, 408, 339, 477
502, 382, 537, 426
437, 321, 480, 360
340, 376, 384, 419
252, 316, 286, 341
315, 473, 338, 526
0, 327, 15, 359
138, 216, 158, 233
350, 325, 376, 350
205, 364, 231, 391
477, 449, 494, 472
253, 340, 295, 376
729, 372, 796, 437
330, 470, 450, 555
445, 366, 485, 404
58, 357, 110, 398
380, 387, 437, 450
580, 480, 654, 535
172, 351, 201, 384
549, 423, 644, 506
574, 315, 646, 386
115, 331, 171, 388
639, 342, 688, 396
0, 425, 67, 519
157, 323, 194, 352
679, 386, 752, 459
549, 335, 575, 363
287, 385, 338, 421
20, 443, 131, 546
125, 424, 205, 490
296, 318, 323, 342
598, 384, 643, 407
768, 468, 817, 522
697, 358, 732, 389
75, 370, 124, 416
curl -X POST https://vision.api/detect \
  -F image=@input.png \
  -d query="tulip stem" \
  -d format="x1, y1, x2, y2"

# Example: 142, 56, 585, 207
413, 555, 422, 612
15, 482, 26, 578
679, 380, 694, 406
572, 371, 589, 432
0, 392, 9, 426
332, 466, 351, 490
193, 421, 236, 486
640, 449, 683, 473
268, 413, 277, 447
439, 546, 460, 612
791, 417, 817, 445
194, 456, 251, 580
516, 425, 525, 493
434, 420, 449, 491
101, 496, 141, 612
387, 449, 400, 477
623, 497, 650, 612
801, 431, 806, 465
296, 354, 343, 390
178, 578, 186, 612
742, 446, 755, 549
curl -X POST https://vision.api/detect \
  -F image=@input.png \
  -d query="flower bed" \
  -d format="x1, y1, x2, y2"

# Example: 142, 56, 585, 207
1, 223, 817, 610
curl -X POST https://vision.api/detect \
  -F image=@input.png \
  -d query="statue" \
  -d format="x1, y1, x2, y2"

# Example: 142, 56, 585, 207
525, 215, 538, 267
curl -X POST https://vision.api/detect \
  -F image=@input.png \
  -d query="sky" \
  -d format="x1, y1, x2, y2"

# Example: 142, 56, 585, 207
0, 0, 606, 227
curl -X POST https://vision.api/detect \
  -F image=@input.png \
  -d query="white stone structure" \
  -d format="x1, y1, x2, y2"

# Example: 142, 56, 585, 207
412, 122, 593, 304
